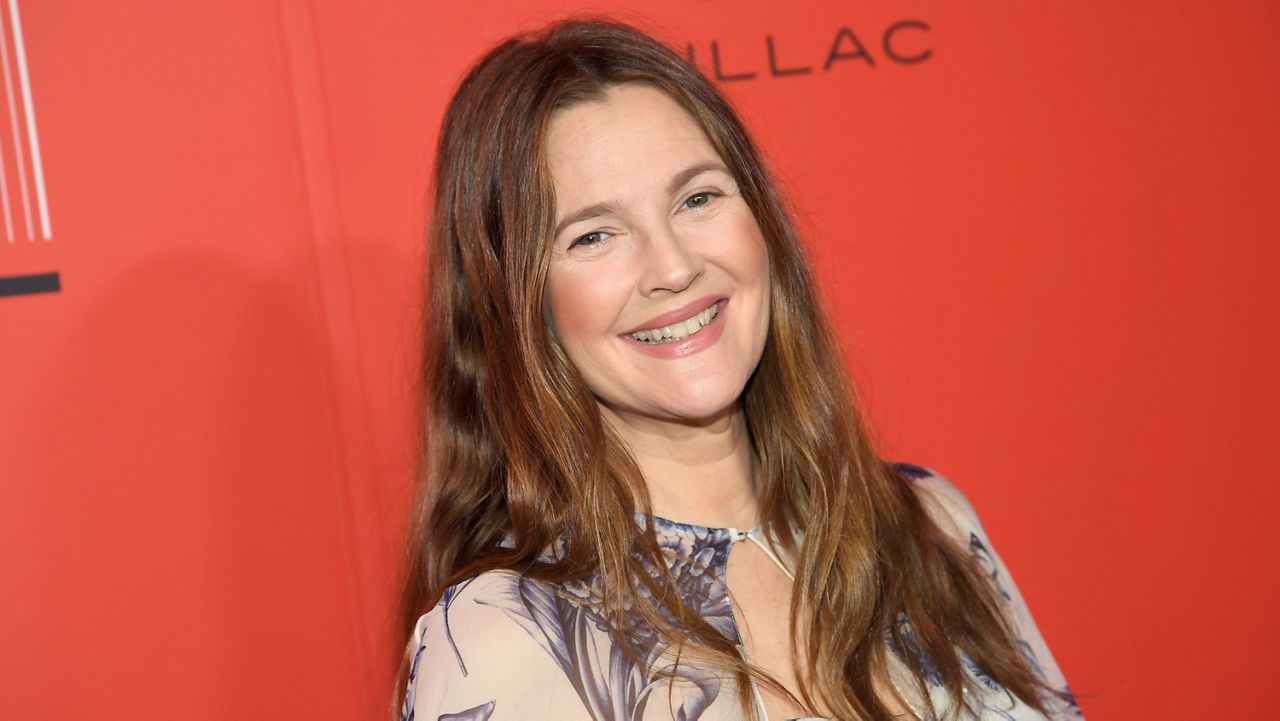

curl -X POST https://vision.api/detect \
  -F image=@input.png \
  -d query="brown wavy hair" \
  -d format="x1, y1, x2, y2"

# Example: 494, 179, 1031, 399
393, 16, 1057, 721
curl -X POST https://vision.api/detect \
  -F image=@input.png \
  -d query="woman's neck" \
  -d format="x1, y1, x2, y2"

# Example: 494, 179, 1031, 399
600, 402, 760, 530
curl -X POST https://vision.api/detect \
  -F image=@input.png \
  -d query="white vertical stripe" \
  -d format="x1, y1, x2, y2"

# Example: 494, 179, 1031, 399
0, 4, 30, 240
0, 26, 12, 245
0, 2, 12, 242
8, 0, 48, 240
0, 120, 12, 243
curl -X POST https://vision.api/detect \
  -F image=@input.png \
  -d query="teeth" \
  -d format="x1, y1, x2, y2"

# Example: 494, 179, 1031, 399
629, 302, 721, 344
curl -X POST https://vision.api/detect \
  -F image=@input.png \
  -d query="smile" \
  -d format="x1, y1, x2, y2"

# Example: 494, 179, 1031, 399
628, 301, 722, 344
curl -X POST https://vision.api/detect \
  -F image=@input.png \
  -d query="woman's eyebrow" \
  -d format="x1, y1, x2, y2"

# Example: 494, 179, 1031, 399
553, 198, 623, 239
553, 162, 732, 238
665, 161, 730, 195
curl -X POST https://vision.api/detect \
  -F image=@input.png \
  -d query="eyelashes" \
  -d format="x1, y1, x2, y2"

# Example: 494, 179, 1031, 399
568, 191, 723, 250
681, 190, 719, 211
570, 230, 609, 249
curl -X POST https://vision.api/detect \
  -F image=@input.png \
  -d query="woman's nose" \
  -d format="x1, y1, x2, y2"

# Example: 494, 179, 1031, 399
637, 226, 703, 296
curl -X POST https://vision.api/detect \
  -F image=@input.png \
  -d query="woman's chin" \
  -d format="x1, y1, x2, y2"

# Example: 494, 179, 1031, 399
604, 392, 744, 428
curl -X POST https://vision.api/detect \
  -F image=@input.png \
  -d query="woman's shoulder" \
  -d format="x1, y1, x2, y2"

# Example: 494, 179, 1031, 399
890, 461, 988, 542
409, 568, 556, 653
890, 461, 1017, 601
403, 569, 588, 721
890, 461, 1086, 717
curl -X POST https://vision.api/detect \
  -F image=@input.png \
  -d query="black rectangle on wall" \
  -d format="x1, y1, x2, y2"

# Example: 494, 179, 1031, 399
0, 272, 61, 297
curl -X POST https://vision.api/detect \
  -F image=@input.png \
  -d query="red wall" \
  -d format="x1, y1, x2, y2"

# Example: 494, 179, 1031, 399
2, 1, 1276, 719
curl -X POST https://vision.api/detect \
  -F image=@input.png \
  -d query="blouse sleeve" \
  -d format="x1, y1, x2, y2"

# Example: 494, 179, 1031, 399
398, 572, 586, 721
905, 464, 1085, 719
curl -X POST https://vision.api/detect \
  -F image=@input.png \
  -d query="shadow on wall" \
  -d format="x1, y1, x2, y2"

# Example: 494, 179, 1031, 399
12, 244, 399, 719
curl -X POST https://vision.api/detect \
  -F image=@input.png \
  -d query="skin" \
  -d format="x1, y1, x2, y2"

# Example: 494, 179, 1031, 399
543, 82, 770, 531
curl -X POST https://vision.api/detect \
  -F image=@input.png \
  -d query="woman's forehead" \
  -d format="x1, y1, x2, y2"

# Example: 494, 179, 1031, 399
545, 85, 725, 201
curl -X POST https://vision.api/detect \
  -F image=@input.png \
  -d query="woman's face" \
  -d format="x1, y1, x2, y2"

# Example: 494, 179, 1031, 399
543, 83, 771, 425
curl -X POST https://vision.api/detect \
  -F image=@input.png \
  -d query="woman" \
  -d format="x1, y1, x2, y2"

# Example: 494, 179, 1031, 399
394, 17, 1082, 721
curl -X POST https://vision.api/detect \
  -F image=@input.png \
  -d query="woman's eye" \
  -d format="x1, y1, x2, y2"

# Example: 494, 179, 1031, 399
570, 231, 608, 249
683, 191, 719, 211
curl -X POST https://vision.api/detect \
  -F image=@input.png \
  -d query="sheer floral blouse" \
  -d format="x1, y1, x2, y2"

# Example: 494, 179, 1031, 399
399, 463, 1084, 720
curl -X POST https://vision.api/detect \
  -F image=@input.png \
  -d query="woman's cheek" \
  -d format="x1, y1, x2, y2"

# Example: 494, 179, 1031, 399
547, 261, 631, 348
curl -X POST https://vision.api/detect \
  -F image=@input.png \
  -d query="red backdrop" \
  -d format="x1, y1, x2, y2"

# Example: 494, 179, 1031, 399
2, 1, 1276, 719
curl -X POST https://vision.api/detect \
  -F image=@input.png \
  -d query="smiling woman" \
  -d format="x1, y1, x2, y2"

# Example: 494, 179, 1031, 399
393, 16, 1083, 721
544, 83, 771, 422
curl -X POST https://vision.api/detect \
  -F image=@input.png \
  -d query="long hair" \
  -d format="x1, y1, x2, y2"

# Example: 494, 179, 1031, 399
394, 16, 1057, 720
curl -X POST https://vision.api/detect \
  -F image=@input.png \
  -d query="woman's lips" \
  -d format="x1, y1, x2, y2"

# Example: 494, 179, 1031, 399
620, 295, 727, 336
620, 298, 729, 359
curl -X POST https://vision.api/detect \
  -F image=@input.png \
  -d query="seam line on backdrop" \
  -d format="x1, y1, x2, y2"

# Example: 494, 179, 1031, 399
277, 0, 381, 714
